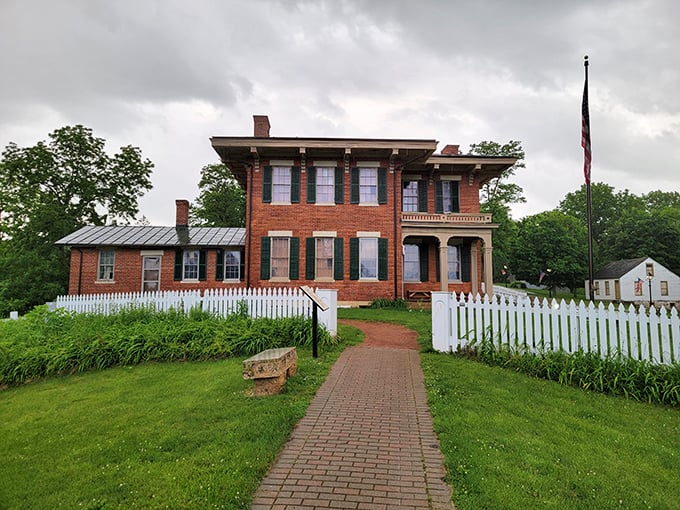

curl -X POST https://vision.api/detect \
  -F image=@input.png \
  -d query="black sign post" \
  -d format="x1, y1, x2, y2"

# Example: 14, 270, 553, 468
300, 286, 329, 358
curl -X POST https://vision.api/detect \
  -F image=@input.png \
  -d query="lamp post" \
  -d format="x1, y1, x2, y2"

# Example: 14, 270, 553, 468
647, 274, 653, 308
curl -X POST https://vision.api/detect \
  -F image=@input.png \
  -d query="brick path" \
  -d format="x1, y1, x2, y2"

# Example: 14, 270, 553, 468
250, 321, 454, 509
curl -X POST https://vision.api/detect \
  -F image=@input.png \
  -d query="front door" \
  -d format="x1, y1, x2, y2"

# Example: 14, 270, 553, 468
614, 280, 621, 301
142, 256, 161, 292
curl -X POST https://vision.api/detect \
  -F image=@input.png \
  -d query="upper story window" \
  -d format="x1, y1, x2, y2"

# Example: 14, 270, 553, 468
98, 250, 115, 280
183, 250, 200, 280
272, 166, 291, 203
402, 181, 418, 212
436, 180, 460, 213
317, 167, 335, 204
403, 244, 420, 281
350, 167, 387, 205
360, 168, 377, 204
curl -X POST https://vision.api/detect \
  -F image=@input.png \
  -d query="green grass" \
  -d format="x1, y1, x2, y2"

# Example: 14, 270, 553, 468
340, 307, 680, 509
0, 323, 363, 510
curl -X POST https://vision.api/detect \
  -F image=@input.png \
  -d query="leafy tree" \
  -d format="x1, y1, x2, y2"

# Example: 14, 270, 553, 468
0, 125, 153, 315
510, 211, 587, 291
641, 190, 680, 212
468, 140, 526, 210
190, 164, 245, 227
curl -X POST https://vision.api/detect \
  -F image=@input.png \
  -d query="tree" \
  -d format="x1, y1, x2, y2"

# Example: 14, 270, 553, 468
0, 125, 153, 315
510, 211, 587, 291
190, 164, 245, 227
468, 140, 526, 210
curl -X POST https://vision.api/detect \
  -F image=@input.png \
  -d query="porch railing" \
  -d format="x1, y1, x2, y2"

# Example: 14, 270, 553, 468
401, 212, 493, 224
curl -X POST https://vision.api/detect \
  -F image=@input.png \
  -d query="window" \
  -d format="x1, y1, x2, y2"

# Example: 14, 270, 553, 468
604, 281, 610, 296
435, 180, 460, 213
403, 244, 420, 281
142, 255, 160, 292
315, 238, 334, 278
661, 281, 669, 296
360, 238, 378, 279
224, 250, 241, 280
402, 181, 418, 212
448, 245, 460, 281
634, 278, 644, 296
316, 167, 335, 204
272, 166, 291, 203
183, 250, 199, 280
360, 168, 377, 204
98, 250, 115, 280
271, 238, 289, 278
442, 182, 455, 213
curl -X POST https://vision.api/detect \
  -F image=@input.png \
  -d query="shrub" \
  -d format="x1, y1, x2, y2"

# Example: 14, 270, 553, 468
370, 297, 409, 309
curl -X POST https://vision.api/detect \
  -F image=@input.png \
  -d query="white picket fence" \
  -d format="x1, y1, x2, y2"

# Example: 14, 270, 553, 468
54, 288, 338, 335
432, 292, 680, 364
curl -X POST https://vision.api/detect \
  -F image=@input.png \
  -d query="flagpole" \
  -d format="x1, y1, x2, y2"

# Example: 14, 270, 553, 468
583, 55, 595, 299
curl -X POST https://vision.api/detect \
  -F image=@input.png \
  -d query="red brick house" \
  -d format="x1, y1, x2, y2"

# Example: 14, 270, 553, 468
57, 115, 515, 304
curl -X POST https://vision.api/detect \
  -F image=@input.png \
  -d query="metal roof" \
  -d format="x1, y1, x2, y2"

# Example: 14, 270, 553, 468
593, 257, 647, 279
56, 226, 246, 247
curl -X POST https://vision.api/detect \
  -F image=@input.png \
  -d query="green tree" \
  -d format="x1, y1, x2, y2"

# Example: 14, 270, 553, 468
510, 211, 588, 291
0, 125, 153, 315
468, 140, 526, 209
190, 164, 245, 227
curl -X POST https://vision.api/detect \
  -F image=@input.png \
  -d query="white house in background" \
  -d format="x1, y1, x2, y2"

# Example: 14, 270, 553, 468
587, 257, 680, 303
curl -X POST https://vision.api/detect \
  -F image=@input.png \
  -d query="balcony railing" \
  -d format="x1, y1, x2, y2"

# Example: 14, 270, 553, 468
401, 212, 493, 224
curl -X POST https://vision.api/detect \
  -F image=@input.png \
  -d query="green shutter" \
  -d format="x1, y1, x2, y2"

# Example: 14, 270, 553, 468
350, 167, 360, 204
378, 238, 388, 281
451, 181, 460, 213
349, 238, 359, 280
306, 166, 316, 204
291, 166, 301, 203
289, 237, 299, 280
334, 237, 344, 280
199, 250, 207, 281
334, 167, 344, 204
260, 237, 271, 280
262, 166, 272, 203
418, 180, 428, 212
435, 181, 443, 213
419, 244, 429, 282
305, 237, 315, 280
378, 168, 387, 204
215, 250, 224, 281
239, 248, 245, 281
461, 243, 471, 282
173, 249, 182, 281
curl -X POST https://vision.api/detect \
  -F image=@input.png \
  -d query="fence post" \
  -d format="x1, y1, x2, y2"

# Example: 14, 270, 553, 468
315, 289, 338, 336
431, 292, 451, 352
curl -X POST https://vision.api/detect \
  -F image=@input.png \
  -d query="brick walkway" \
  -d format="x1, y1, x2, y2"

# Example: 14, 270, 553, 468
250, 322, 454, 509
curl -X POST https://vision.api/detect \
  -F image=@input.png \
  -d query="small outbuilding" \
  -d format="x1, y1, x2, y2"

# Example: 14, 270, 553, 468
587, 256, 680, 304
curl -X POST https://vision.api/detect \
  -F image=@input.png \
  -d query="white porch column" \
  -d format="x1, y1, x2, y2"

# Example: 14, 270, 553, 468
438, 242, 449, 292
470, 242, 479, 295
483, 243, 494, 297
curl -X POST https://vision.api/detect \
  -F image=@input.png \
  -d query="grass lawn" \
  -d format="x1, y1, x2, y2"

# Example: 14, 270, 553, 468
339, 308, 680, 510
0, 324, 362, 510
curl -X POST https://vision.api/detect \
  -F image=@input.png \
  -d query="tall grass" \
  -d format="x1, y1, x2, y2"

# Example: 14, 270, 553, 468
0, 305, 335, 386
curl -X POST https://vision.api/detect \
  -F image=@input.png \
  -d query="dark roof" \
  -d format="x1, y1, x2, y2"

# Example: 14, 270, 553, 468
56, 226, 246, 247
593, 257, 647, 279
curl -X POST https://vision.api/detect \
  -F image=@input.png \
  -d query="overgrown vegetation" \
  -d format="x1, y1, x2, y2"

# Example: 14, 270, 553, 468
0, 305, 335, 387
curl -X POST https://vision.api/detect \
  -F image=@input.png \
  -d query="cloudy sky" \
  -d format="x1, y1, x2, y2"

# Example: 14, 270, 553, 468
1, 0, 678, 225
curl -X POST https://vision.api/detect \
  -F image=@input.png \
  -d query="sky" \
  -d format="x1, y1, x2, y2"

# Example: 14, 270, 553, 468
1, 0, 679, 225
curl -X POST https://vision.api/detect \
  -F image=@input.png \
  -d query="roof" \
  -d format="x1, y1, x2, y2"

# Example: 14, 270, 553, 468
593, 257, 647, 279
55, 225, 246, 247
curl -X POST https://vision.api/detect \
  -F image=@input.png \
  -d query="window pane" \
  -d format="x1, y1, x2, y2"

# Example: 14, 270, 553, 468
402, 181, 418, 212
447, 245, 460, 280
183, 250, 199, 280
317, 167, 334, 204
98, 250, 115, 280
442, 182, 453, 213
359, 168, 377, 204
272, 166, 291, 202
403, 244, 420, 281
315, 238, 334, 278
360, 238, 378, 278
224, 250, 241, 280
271, 238, 289, 277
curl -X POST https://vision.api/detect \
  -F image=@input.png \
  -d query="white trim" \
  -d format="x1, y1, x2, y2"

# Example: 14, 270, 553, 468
402, 175, 423, 181
441, 175, 462, 181
357, 161, 381, 168
313, 231, 337, 237
357, 231, 381, 237
312, 161, 337, 167
268, 230, 293, 237
140, 250, 164, 256
270, 160, 294, 166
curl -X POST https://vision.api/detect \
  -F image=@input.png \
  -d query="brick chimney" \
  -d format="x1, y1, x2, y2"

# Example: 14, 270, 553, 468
175, 199, 189, 227
253, 115, 271, 137
441, 144, 460, 155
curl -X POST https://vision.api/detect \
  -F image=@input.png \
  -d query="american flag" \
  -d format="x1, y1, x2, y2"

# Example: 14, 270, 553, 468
582, 58, 592, 184
635, 277, 644, 294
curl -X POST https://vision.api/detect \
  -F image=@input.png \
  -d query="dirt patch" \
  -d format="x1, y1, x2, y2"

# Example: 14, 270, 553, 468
339, 319, 419, 350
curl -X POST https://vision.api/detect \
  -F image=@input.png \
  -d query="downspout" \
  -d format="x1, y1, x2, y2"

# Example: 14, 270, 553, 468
76, 248, 83, 295
246, 163, 253, 289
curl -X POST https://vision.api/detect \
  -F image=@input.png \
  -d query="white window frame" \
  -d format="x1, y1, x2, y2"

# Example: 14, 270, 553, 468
660, 280, 669, 296
402, 181, 419, 212
97, 250, 115, 281
142, 255, 161, 292
359, 168, 378, 204
224, 249, 241, 281
403, 244, 420, 282
272, 166, 291, 203
316, 167, 335, 204
183, 250, 199, 280
447, 245, 461, 281
359, 238, 378, 279
315, 237, 334, 279
271, 238, 290, 279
